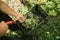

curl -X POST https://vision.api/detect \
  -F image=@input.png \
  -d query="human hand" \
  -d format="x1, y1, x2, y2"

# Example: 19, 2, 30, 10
0, 21, 8, 37
15, 14, 25, 23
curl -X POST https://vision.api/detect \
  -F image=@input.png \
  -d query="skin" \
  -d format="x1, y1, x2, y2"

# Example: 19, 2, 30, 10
0, 0, 25, 37
0, 21, 8, 37
40, 0, 46, 4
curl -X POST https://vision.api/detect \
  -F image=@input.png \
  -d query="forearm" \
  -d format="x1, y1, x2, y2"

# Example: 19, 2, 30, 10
0, 1, 18, 17
0, 0, 25, 23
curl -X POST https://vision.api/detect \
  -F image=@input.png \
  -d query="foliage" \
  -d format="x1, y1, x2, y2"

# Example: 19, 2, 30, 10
30, 15, 60, 40
5, 0, 60, 40
23, 12, 41, 29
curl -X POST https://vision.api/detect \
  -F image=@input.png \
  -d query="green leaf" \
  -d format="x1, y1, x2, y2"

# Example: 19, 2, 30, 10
46, 1, 55, 9
55, 0, 60, 3
48, 10, 57, 16
41, 5, 48, 10
57, 4, 60, 8
58, 8, 60, 11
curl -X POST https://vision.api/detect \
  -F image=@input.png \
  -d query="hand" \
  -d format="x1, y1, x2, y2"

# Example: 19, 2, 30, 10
0, 21, 8, 37
15, 14, 25, 23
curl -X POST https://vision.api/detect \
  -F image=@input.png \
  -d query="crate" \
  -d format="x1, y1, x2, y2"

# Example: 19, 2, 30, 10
14, 4, 48, 35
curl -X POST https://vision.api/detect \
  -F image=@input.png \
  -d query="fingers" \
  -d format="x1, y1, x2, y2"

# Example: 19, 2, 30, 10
0, 21, 8, 37
15, 14, 25, 23
0, 21, 8, 28
18, 15, 25, 23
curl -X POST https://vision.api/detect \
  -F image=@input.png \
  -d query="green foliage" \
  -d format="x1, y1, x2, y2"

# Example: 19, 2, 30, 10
24, 0, 60, 16
5, 29, 22, 37
14, 0, 60, 16
55, 0, 60, 3
46, 1, 55, 9
48, 10, 57, 16
30, 15, 60, 40
5, 0, 60, 40
23, 12, 41, 29
40, 1, 59, 16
